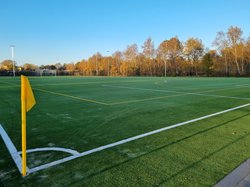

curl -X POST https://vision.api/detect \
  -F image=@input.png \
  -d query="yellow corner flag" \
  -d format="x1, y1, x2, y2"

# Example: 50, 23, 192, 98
21, 75, 36, 176
21, 75, 36, 112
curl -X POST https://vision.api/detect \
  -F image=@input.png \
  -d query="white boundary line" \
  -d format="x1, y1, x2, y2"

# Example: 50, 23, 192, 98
103, 85, 250, 101
27, 103, 250, 174
1, 103, 250, 175
17, 147, 79, 155
0, 125, 80, 175
0, 125, 25, 174
236, 85, 250, 88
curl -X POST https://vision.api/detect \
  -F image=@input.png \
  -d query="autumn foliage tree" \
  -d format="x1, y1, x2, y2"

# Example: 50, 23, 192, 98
157, 37, 183, 76
2, 26, 249, 77
184, 38, 204, 76
0, 60, 15, 70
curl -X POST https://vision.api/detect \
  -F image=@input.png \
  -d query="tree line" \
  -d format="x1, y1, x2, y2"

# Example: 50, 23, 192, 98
1, 26, 250, 77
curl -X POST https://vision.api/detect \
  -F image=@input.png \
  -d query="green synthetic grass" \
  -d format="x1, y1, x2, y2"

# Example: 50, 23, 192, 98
0, 76, 250, 186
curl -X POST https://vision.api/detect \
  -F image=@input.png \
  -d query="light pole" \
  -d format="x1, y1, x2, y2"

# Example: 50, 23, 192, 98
10, 45, 15, 77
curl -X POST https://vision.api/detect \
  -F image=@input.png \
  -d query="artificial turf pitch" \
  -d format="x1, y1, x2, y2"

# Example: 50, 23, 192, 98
0, 76, 250, 186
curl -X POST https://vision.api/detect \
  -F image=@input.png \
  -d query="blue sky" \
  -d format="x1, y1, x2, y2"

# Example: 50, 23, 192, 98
0, 0, 250, 66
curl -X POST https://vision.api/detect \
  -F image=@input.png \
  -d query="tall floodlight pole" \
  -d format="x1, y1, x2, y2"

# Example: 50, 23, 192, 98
10, 45, 15, 77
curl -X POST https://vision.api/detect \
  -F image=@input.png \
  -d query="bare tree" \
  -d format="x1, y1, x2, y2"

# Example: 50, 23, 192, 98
213, 31, 230, 75
112, 51, 123, 75
227, 26, 243, 75
142, 38, 155, 76
157, 41, 169, 76
124, 44, 138, 75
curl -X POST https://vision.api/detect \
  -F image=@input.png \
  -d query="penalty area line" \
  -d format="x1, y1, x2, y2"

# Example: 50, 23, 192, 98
28, 102, 250, 175
34, 88, 109, 106
102, 85, 250, 102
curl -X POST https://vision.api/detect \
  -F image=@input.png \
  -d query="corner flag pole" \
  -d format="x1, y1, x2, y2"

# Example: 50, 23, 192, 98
21, 75, 36, 176
21, 76, 27, 176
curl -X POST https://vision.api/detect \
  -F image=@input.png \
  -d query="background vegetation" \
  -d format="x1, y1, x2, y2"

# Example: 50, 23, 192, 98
1, 26, 250, 77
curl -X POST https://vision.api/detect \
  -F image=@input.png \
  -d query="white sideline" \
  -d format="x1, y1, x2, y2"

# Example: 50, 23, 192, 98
102, 85, 250, 101
17, 147, 79, 155
236, 85, 250, 88
0, 125, 25, 174
28, 103, 250, 175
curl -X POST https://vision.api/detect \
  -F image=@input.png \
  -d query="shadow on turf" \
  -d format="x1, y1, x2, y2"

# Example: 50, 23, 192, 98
69, 112, 250, 185
157, 130, 250, 186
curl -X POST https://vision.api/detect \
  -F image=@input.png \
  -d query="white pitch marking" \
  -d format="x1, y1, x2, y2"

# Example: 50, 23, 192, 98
102, 85, 250, 101
28, 103, 250, 175
0, 124, 80, 175
0, 125, 26, 174
236, 85, 250, 88
17, 147, 79, 156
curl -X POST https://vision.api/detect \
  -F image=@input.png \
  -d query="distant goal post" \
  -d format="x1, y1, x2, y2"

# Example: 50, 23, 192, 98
38, 69, 57, 77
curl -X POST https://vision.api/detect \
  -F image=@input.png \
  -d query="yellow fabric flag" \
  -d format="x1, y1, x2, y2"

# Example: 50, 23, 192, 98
21, 75, 36, 112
